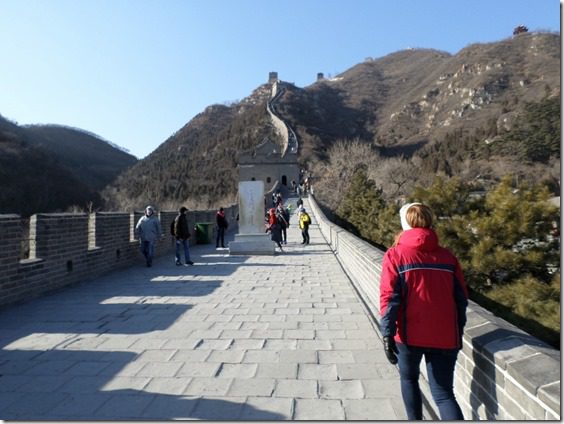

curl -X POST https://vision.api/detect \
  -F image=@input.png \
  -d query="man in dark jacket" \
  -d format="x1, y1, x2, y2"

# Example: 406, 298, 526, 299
216, 207, 228, 248
171, 206, 194, 266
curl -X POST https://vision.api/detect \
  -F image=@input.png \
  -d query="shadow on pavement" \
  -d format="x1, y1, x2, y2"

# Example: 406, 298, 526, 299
0, 349, 286, 420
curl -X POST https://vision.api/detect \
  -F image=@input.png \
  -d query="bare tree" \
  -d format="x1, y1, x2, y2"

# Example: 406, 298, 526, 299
311, 138, 380, 210
368, 157, 415, 200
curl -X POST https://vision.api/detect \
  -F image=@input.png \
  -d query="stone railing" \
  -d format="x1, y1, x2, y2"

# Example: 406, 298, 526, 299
0, 206, 238, 308
307, 195, 560, 420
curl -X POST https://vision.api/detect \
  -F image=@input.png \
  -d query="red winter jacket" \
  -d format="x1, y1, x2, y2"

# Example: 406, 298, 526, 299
379, 228, 468, 349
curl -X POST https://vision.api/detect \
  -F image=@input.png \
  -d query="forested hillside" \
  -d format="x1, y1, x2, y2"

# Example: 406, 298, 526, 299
0, 115, 137, 216
102, 85, 280, 210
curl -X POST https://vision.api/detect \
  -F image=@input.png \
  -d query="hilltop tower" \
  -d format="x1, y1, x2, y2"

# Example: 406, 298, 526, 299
268, 72, 278, 84
317, 72, 324, 81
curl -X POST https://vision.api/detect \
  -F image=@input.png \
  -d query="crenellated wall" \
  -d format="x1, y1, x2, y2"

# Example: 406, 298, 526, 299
0, 206, 238, 308
307, 195, 560, 421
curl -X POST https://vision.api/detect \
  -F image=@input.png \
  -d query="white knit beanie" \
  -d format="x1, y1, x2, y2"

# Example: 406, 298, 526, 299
399, 202, 422, 230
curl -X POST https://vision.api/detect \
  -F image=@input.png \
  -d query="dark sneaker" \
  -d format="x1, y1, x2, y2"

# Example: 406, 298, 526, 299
185, 260, 194, 266
176, 261, 182, 266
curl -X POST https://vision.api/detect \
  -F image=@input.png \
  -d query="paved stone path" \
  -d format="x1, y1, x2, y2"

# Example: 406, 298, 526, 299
0, 199, 407, 420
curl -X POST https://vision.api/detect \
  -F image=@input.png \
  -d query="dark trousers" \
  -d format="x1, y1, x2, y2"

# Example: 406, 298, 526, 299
141, 240, 155, 266
281, 227, 287, 243
396, 343, 464, 420
301, 227, 310, 244
216, 227, 225, 247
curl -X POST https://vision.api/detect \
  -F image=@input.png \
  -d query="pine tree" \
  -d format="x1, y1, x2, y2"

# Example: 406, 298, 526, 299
336, 169, 387, 244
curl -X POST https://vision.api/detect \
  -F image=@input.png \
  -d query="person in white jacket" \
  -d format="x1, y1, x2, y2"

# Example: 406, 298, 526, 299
135, 205, 162, 267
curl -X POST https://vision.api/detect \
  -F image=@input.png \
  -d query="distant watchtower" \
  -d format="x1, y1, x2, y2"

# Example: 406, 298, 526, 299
268, 72, 278, 84
513, 25, 528, 35
317, 73, 324, 81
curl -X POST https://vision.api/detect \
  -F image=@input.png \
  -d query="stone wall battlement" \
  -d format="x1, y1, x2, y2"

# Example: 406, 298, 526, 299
0, 206, 237, 308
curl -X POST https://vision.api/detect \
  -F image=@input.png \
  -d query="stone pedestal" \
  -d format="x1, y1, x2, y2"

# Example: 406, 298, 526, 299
230, 181, 275, 256
229, 233, 275, 255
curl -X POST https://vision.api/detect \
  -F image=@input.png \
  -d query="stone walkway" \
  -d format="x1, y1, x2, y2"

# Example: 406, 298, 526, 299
0, 199, 407, 420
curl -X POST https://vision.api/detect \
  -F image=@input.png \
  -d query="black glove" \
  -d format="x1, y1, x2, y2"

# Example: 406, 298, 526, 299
383, 336, 399, 365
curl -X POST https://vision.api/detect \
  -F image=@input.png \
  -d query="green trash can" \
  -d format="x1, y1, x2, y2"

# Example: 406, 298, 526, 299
195, 222, 214, 244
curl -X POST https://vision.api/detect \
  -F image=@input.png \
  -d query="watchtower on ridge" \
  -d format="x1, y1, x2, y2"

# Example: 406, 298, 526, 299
237, 138, 299, 192
268, 72, 279, 84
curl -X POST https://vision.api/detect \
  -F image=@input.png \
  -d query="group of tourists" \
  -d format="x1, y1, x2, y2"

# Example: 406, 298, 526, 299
134, 205, 229, 268
264, 198, 311, 252
136, 198, 466, 420
135, 196, 313, 265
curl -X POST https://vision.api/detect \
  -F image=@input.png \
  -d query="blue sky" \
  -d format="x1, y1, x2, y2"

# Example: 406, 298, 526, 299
0, 0, 560, 159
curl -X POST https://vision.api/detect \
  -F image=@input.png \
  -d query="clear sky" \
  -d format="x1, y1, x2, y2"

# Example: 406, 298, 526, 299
0, 0, 560, 159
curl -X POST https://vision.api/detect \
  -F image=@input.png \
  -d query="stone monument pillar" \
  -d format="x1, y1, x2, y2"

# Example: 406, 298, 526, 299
229, 181, 275, 255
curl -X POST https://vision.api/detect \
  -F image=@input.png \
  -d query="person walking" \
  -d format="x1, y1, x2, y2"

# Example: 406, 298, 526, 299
298, 207, 311, 245
171, 206, 194, 266
216, 207, 229, 249
379, 203, 468, 420
276, 204, 289, 245
266, 208, 284, 252
135, 205, 162, 267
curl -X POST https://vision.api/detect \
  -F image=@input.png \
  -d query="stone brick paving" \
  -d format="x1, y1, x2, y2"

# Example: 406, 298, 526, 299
0, 199, 407, 420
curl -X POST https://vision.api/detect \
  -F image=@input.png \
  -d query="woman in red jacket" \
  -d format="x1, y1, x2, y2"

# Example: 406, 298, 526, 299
266, 208, 284, 252
380, 203, 468, 420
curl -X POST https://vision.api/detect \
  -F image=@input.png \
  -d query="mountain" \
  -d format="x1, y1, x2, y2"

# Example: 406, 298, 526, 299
100, 31, 558, 210
24, 124, 137, 190
0, 116, 137, 216
277, 32, 559, 159
102, 84, 279, 210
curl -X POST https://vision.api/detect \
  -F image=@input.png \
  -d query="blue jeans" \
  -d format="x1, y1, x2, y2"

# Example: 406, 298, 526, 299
175, 238, 191, 263
397, 343, 464, 420
140, 240, 155, 266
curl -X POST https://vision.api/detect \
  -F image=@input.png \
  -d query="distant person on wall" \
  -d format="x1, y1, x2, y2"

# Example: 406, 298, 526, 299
171, 206, 194, 266
266, 208, 284, 252
135, 205, 162, 267
276, 204, 289, 245
298, 207, 311, 245
216, 207, 229, 249
379, 203, 468, 421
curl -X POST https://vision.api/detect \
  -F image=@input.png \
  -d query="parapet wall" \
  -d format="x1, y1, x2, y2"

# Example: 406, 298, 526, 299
267, 82, 290, 154
0, 206, 237, 308
307, 195, 560, 420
